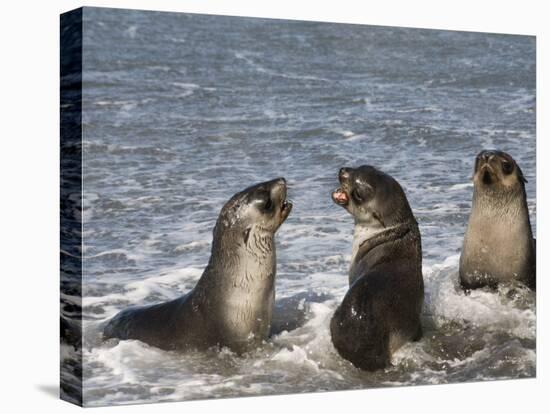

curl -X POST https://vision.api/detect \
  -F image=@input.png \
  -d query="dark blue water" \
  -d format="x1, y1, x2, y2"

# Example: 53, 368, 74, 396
67, 7, 536, 406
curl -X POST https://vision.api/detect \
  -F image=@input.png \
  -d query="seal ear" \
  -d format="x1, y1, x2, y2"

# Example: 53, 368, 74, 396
243, 227, 251, 245
516, 164, 528, 183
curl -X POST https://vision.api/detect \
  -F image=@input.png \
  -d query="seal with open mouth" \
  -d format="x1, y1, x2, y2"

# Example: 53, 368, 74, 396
460, 150, 536, 290
103, 178, 293, 353
330, 166, 424, 371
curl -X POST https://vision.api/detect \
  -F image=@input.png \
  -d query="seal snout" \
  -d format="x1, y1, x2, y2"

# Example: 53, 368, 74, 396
339, 167, 351, 182
333, 168, 351, 206
332, 188, 349, 205
475, 150, 506, 185
269, 177, 287, 201
478, 161, 495, 184
269, 177, 292, 218
481, 167, 493, 185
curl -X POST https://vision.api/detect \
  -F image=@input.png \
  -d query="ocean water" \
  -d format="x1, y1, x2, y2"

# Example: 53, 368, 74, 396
71, 7, 536, 406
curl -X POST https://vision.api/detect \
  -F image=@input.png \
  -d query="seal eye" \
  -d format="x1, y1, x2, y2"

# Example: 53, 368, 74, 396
502, 161, 514, 175
351, 189, 363, 203
264, 198, 273, 211
351, 183, 373, 203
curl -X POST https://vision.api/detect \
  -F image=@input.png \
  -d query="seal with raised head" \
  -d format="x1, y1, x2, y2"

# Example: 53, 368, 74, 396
103, 178, 292, 353
459, 150, 536, 290
330, 166, 424, 371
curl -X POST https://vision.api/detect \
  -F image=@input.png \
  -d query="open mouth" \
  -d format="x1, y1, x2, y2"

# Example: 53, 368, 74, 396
281, 198, 291, 211
278, 185, 292, 215
279, 198, 293, 220
332, 188, 349, 206
479, 164, 494, 185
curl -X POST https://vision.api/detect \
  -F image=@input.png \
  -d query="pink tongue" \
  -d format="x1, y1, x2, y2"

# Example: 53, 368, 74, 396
333, 189, 349, 203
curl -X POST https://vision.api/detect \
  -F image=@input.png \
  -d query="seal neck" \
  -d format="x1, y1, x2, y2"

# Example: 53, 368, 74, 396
472, 182, 527, 211
471, 184, 532, 234
204, 226, 276, 286
353, 221, 414, 265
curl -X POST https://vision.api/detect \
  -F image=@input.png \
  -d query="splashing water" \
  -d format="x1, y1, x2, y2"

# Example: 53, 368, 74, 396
63, 8, 536, 406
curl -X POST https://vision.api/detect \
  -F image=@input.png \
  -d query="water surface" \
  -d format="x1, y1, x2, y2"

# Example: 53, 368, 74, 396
69, 8, 536, 406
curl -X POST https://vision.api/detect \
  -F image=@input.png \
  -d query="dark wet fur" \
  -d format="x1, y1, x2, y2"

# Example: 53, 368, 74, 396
330, 166, 424, 371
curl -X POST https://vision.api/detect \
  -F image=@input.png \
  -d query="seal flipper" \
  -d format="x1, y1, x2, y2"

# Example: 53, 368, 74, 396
103, 295, 188, 349
103, 305, 147, 341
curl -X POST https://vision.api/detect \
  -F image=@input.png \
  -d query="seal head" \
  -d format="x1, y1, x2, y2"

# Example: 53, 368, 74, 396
459, 150, 535, 290
332, 165, 416, 282
214, 178, 292, 251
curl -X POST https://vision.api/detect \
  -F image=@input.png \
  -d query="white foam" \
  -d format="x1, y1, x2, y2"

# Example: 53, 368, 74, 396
173, 240, 210, 253
449, 182, 473, 190
271, 346, 320, 371
83, 267, 202, 317
425, 255, 536, 340
83, 254, 535, 406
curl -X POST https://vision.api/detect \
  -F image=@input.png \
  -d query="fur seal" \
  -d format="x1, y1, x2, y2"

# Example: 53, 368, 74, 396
103, 178, 292, 353
459, 150, 536, 290
330, 166, 424, 371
